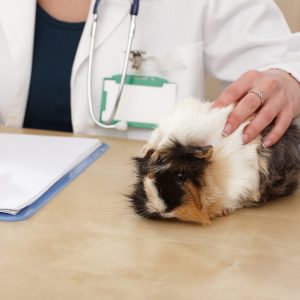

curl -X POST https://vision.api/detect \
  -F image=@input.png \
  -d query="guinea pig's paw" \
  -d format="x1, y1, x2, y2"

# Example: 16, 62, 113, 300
221, 208, 234, 216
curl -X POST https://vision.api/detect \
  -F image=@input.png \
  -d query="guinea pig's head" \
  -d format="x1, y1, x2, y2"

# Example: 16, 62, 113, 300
128, 140, 215, 225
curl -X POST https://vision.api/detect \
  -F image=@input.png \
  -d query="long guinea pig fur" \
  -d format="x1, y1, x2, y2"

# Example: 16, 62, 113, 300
128, 98, 300, 225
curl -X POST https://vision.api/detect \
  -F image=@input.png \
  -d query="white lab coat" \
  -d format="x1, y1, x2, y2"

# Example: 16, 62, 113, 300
0, 0, 299, 140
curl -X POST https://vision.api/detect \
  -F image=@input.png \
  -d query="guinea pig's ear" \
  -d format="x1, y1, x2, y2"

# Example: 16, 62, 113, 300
142, 143, 154, 158
144, 148, 155, 160
142, 144, 156, 160
193, 145, 213, 161
142, 143, 156, 155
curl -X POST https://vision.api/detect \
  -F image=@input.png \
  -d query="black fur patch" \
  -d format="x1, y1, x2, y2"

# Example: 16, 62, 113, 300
127, 157, 160, 219
156, 141, 210, 183
154, 170, 184, 212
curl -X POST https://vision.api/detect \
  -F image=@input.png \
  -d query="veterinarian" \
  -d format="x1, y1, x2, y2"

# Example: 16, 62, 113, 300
0, 0, 299, 146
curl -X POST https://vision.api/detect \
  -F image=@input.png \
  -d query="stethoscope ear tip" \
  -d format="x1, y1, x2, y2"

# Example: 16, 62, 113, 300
115, 121, 128, 131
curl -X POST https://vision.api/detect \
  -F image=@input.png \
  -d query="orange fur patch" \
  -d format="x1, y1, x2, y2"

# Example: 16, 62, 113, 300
173, 182, 210, 225
173, 151, 230, 224
194, 146, 213, 161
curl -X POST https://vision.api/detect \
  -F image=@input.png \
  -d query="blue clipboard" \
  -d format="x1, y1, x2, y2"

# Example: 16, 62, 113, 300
0, 143, 109, 222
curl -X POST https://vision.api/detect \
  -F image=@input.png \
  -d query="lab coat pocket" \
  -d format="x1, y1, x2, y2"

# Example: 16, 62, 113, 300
135, 41, 205, 100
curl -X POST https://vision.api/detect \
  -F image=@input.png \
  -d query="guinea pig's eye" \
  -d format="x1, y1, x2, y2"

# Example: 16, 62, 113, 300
175, 171, 187, 183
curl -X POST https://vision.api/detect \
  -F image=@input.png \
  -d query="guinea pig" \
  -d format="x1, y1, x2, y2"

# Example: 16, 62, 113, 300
128, 98, 300, 225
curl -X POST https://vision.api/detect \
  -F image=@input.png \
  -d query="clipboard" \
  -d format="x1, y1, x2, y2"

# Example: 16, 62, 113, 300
0, 143, 109, 222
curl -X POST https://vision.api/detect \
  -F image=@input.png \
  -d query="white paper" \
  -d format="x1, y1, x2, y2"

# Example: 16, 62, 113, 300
0, 133, 101, 214
102, 81, 177, 124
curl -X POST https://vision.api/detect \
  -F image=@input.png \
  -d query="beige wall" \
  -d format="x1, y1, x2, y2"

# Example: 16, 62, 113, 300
205, 0, 300, 100
275, 0, 300, 32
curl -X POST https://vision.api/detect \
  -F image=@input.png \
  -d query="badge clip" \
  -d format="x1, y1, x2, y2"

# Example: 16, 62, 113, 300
129, 50, 146, 70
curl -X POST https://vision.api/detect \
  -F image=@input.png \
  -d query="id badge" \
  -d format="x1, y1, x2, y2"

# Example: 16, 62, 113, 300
100, 75, 177, 129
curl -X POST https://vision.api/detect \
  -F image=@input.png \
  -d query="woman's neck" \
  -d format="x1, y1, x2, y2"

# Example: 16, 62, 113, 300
37, 0, 91, 22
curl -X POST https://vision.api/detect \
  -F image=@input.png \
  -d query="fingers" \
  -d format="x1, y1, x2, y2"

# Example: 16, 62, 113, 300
261, 110, 293, 147
222, 75, 283, 137
242, 104, 277, 145
242, 103, 293, 147
212, 70, 260, 108
222, 91, 265, 136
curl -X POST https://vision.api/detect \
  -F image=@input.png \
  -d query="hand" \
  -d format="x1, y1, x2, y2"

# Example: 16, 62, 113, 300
212, 69, 300, 147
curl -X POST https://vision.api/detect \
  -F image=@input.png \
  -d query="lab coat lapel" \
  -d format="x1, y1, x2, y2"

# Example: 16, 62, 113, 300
0, 0, 36, 74
72, 0, 130, 82
0, 0, 36, 127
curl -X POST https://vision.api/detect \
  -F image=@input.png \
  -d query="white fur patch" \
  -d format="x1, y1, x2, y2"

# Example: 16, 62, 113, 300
144, 177, 167, 213
147, 98, 261, 211
161, 212, 175, 218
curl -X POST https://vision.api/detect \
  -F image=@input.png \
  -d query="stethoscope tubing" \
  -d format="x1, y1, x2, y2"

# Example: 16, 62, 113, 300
105, 15, 136, 125
87, 0, 140, 130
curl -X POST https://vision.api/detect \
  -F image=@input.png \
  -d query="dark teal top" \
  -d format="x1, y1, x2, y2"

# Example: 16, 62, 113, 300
23, 5, 85, 132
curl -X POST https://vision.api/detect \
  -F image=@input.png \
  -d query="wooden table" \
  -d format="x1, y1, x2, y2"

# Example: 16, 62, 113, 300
0, 128, 299, 300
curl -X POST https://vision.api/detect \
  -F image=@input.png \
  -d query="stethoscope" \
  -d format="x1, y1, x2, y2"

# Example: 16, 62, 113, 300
87, 0, 140, 131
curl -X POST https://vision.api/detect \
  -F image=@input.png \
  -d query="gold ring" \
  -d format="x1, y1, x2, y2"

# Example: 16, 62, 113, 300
248, 89, 264, 105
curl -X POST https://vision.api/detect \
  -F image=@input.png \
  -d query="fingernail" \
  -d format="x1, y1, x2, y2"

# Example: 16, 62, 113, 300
262, 139, 272, 148
222, 123, 232, 136
242, 134, 249, 144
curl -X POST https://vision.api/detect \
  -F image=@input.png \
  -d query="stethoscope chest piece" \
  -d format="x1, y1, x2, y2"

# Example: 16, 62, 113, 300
129, 50, 146, 70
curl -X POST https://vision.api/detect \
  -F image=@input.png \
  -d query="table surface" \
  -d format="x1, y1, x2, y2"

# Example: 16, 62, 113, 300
0, 128, 299, 300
